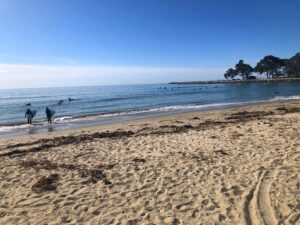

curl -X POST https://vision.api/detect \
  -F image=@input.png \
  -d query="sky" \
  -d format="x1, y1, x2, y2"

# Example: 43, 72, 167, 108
0, 0, 299, 88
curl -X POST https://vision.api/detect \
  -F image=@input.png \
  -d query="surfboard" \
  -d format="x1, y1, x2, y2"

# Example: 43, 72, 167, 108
50, 110, 56, 117
26, 110, 37, 120
32, 110, 37, 118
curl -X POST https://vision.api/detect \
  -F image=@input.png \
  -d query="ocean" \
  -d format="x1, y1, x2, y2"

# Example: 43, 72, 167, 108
0, 82, 300, 138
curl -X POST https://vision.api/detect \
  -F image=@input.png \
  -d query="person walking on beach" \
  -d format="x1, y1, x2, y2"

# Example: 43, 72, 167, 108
25, 108, 33, 124
45, 107, 52, 123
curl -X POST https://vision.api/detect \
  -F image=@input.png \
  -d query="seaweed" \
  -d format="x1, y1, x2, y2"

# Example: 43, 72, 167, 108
21, 160, 112, 185
31, 174, 60, 193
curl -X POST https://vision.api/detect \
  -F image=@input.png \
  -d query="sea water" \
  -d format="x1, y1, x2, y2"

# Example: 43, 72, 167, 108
0, 82, 299, 137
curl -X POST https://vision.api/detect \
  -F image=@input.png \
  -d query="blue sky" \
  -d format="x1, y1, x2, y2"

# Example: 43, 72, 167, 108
0, 0, 299, 88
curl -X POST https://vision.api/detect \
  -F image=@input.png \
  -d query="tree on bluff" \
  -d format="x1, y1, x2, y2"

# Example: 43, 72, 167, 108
286, 53, 300, 77
235, 60, 253, 80
224, 52, 300, 80
224, 68, 237, 79
254, 55, 286, 79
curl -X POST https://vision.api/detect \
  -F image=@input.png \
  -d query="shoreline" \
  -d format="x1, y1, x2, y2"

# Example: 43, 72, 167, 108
0, 98, 299, 141
1, 99, 299, 142
0, 99, 299, 224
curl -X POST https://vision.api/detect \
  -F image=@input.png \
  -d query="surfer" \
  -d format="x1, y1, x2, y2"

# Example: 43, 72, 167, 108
25, 108, 34, 124
45, 107, 52, 123
25, 103, 31, 106
68, 98, 74, 101
58, 100, 63, 105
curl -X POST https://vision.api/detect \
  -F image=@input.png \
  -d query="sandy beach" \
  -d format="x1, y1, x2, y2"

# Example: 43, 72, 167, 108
0, 100, 299, 225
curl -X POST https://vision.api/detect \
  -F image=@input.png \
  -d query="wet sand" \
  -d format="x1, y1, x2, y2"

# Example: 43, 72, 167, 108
0, 100, 299, 225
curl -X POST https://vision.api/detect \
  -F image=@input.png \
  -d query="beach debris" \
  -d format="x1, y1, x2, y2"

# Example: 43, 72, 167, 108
21, 159, 58, 171
184, 152, 212, 165
20, 160, 112, 185
132, 158, 146, 171
159, 125, 177, 129
79, 168, 111, 185
31, 174, 60, 193
225, 111, 274, 121
214, 149, 229, 156
229, 131, 244, 139
1, 130, 134, 157
276, 106, 287, 111
97, 163, 115, 170
155, 124, 193, 134
132, 158, 146, 163
276, 106, 300, 114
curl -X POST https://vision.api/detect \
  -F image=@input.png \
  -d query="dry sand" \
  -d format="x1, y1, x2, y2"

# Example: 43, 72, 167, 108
0, 101, 299, 225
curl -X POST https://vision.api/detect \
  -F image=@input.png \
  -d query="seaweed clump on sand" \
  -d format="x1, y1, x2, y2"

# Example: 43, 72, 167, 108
20, 160, 112, 185
31, 174, 60, 193
79, 168, 112, 185
132, 158, 146, 163
225, 111, 274, 121
0, 130, 135, 157
276, 106, 300, 114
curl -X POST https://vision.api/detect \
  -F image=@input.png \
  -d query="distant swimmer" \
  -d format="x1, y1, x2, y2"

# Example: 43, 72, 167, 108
25, 103, 31, 106
58, 100, 64, 105
273, 91, 280, 95
25, 108, 34, 124
68, 98, 74, 101
45, 107, 52, 123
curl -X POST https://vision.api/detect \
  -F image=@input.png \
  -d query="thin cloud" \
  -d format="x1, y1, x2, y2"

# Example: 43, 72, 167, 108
0, 64, 226, 89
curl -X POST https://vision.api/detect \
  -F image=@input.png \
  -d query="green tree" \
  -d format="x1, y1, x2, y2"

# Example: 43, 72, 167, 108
235, 60, 253, 80
254, 55, 286, 79
286, 53, 300, 77
224, 68, 237, 79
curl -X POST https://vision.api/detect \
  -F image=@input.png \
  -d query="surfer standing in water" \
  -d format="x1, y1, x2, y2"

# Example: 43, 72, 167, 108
45, 107, 52, 123
25, 108, 33, 124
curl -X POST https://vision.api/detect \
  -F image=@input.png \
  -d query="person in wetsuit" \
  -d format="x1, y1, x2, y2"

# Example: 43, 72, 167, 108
25, 108, 33, 124
45, 107, 52, 123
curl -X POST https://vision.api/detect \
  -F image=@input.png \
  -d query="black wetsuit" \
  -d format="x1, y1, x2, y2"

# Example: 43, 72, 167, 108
46, 107, 52, 123
25, 109, 33, 124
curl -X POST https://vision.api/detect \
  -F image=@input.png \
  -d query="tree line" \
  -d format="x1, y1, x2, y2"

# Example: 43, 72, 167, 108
224, 53, 300, 80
